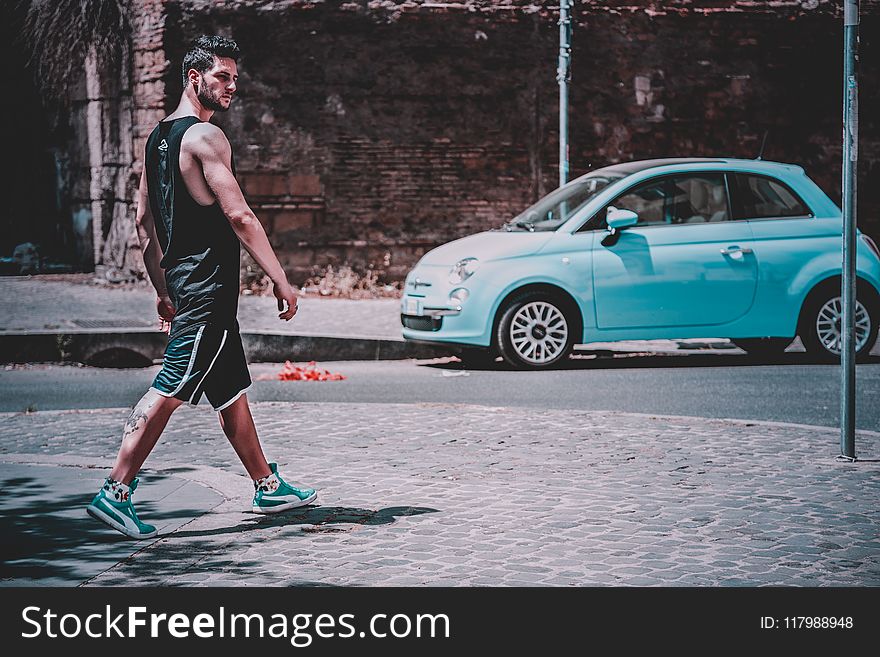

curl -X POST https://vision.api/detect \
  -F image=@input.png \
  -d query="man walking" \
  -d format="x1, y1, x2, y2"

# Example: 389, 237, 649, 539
87, 35, 316, 539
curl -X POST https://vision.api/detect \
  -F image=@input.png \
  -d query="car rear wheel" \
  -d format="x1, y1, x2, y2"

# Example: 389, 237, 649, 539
496, 292, 578, 369
799, 282, 879, 362
732, 337, 792, 358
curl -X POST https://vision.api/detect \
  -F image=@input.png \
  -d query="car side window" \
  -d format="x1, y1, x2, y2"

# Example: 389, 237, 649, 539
605, 178, 668, 227
589, 173, 729, 229
668, 174, 729, 223
731, 173, 810, 220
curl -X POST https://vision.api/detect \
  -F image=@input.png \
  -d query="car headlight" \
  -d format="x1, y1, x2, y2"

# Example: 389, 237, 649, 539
448, 258, 480, 284
448, 288, 469, 305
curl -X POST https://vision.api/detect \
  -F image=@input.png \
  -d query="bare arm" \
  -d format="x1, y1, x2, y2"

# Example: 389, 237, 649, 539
135, 167, 175, 323
190, 125, 298, 320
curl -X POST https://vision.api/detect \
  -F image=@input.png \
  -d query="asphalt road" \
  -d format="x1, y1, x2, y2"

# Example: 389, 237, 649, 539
2, 354, 878, 431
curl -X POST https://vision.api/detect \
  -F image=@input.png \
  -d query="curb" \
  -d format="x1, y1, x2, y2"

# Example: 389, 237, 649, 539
0, 330, 451, 366
1, 330, 877, 367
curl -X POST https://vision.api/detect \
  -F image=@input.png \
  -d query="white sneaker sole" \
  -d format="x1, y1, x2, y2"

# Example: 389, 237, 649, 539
86, 504, 158, 540
252, 491, 318, 514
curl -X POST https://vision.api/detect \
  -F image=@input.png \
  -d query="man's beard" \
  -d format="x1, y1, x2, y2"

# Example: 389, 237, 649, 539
198, 86, 230, 112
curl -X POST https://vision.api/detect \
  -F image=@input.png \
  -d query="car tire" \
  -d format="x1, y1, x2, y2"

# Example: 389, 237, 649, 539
496, 291, 578, 370
799, 280, 879, 363
732, 337, 792, 359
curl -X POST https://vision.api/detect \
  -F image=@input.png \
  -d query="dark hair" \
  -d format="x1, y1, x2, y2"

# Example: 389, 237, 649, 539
181, 35, 241, 87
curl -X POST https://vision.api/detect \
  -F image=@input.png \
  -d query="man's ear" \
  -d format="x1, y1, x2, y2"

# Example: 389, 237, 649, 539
187, 69, 200, 91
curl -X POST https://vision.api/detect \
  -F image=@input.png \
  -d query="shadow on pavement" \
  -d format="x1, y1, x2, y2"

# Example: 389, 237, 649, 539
0, 472, 205, 584
423, 351, 880, 372
170, 505, 439, 539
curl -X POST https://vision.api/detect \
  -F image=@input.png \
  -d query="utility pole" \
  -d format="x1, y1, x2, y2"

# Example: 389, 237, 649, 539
840, 0, 859, 460
558, 0, 573, 187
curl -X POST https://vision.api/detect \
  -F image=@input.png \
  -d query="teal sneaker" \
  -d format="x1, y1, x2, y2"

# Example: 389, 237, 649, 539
86, 477, 158, 539
253, 462, 317, 514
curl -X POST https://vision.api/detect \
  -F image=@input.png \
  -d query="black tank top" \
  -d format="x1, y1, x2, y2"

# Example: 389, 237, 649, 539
144, 117, 240, 337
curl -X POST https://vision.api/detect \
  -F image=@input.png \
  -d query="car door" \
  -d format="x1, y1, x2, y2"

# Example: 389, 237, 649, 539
727, 172, 839, 332
591, 172, 759, 329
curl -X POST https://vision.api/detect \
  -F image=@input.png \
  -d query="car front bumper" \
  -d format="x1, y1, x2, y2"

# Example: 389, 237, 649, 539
400, 265, 495, 347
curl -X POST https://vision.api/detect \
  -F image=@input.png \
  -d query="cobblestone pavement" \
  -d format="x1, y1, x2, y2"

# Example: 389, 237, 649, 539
1, 402, 878, 586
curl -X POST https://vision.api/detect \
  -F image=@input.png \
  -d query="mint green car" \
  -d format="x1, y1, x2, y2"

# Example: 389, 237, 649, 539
401, 158, 880, 369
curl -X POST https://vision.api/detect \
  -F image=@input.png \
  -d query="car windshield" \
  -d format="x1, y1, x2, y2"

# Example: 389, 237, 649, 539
501, 173, 626, 232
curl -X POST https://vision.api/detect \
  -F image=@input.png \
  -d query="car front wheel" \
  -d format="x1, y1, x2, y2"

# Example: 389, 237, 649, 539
800, 282, 879, 362
496, 292, 577, 369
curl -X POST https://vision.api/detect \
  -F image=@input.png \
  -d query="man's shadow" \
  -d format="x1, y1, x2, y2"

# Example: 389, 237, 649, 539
169, 505, 438, 539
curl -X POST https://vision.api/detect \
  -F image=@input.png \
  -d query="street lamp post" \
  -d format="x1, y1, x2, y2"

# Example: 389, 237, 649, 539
841, 0, 859, 460
558, 0, 573, 188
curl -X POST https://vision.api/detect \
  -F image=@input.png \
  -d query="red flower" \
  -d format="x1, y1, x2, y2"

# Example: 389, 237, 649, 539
277, 361, 346, 382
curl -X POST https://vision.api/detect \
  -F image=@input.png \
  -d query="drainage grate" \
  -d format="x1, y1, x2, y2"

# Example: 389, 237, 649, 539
72, 318, 155, 329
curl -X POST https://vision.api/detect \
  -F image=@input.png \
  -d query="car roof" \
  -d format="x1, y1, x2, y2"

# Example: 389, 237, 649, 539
592, 157, 804, 177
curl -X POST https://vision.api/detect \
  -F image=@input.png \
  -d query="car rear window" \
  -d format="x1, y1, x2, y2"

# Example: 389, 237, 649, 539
730, 173, 810, 220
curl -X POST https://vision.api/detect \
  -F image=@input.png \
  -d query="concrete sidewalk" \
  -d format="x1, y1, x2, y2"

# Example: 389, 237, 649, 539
0, 460, 223, 586
1, 403, 878, 587
0, 275, 840, 365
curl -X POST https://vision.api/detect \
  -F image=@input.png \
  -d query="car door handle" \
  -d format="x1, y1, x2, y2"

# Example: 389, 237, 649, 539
720, 247, 753, 257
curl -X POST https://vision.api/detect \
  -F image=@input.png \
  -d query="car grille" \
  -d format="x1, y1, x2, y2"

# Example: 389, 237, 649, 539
401, 314, 443, 331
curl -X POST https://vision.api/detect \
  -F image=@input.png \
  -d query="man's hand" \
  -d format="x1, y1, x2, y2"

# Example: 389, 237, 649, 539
157, 295, 175, 332
157, 295, 176, 321
274, 281, 299, 321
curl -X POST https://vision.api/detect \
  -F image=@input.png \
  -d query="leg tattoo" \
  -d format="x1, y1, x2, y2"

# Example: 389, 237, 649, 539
122, 397, 156, 440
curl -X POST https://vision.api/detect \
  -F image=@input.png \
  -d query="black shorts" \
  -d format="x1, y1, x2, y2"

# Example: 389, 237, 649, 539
151, 323, 251, 411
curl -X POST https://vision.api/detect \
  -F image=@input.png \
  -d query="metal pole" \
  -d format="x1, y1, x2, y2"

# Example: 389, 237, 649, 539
558, 0, 572, 188
841, 0, 859, 460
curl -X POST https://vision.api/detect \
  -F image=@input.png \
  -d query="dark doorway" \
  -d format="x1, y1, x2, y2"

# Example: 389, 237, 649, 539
2, 3, 82, 274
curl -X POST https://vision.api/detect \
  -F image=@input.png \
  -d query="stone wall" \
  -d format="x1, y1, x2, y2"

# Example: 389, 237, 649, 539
62, 17, 136, 278
23, 0, 170, 279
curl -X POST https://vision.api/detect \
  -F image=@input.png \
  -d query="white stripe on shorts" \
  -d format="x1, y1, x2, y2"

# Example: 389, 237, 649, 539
168, 324, 205, 396
189, 329, 228, 405
213, 384, 252, 412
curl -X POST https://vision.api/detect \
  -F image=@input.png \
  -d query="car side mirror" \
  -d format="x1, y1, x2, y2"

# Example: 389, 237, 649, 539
606, 206, 639, 230
602, 207, 638, 247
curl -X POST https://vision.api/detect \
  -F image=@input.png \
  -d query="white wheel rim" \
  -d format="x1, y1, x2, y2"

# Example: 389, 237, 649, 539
510, 301, 569, 364
815, 297, 871, 354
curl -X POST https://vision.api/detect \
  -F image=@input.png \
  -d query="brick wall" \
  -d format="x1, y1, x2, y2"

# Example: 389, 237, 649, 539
131, 0, 170, 178
131, 0, 880, 282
